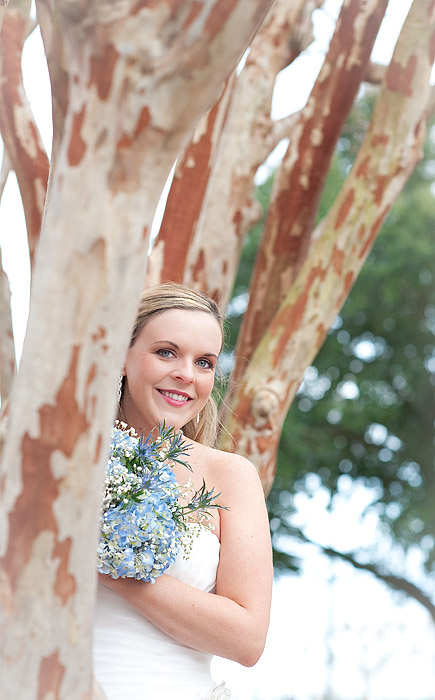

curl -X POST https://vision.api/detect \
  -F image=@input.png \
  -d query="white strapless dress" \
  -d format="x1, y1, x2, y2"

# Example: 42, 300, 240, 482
93, 528, 231, 700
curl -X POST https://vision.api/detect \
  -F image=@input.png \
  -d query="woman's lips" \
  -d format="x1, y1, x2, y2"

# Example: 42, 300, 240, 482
157, 389, 192, 406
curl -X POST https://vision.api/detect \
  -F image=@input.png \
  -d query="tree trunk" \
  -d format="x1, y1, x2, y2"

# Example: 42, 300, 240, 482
147, 0, 322, 305
220, 0, 435, 494
146, 75, 235, 289
0, 0, 49, 267
0, 0, 9, 34
0, 151, 15, 407
0, 247, 15, 402
182, 0, 316, 305
0, 1, 274, 698
232, 0, 389, 384
36, 0, 71, 154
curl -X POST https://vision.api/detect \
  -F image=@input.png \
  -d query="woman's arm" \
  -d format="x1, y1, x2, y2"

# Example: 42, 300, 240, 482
99, 452, 273, 666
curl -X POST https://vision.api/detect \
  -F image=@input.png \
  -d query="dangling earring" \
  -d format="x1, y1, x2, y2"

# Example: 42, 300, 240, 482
196, 413, 200, 425
117, 375, 123, 403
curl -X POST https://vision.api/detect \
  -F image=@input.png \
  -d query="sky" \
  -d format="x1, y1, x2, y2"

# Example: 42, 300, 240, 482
212, 484, 435, 700
1, 1, 435, 699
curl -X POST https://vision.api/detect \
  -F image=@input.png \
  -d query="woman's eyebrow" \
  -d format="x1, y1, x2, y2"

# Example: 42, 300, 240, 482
151, 340, 218, 359
151, 340, 179, 348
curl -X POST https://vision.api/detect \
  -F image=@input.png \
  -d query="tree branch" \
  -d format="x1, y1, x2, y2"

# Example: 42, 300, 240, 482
220, 0, 435, 494
0, 2, 49, 268
315, 541, 435, 624
35, 0, 69, 152
0, 247, 16, 403
145, 75, 235, 289
428, 85, 435, 122
182, 0, 312, 306
364, 60, 386, 85
0, 149, 11, 202
264, 112, 300, 152
0, 0, 8, 35
362, 62, 435, 125
231, 0, 389, 387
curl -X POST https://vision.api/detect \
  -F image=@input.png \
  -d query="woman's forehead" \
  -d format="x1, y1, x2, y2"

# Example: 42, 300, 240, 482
140, 308, 223, 347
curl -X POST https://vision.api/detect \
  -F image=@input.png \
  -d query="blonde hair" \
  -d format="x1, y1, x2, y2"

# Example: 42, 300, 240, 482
118, 283, 224, 447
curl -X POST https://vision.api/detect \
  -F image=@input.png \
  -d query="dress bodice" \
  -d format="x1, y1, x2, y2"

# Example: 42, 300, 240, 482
93, 528, 230, 700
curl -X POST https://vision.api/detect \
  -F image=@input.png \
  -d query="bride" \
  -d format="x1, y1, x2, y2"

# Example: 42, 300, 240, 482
93, 283, 273, 700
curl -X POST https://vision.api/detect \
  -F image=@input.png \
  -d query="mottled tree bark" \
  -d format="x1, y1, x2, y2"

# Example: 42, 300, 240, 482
0, 0, 49, 268
0, 151, 14, 406
0, 247, 15, 402
35, 0, 69, 154
147, 0, 320, 305
0, 1, 433, 692
0, 1, 275, 698
232, 0, 389, 384
0, 0, 8, 34
146, 75, 235, 289
0, 149, 10, 200
365, 60, 387, 85
220, 0, 435, 493
182, 0, 318, 305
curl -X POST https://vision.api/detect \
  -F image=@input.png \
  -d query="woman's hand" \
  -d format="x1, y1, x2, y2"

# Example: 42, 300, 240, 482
98, 572, 110, 587
96, 448, 273, 667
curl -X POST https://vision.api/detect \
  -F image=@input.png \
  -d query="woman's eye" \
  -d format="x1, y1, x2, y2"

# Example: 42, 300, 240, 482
197, 358, 213, 370
156, 349, 174, 358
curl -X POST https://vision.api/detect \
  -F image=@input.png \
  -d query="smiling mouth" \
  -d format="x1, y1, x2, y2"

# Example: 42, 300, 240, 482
157, 389, 192, 403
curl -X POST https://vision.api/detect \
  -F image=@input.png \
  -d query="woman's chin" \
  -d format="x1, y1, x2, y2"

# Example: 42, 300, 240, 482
153, 412, 189, 433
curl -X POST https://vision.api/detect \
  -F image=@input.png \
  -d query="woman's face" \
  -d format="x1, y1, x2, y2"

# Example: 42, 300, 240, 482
122, 308, 222, 435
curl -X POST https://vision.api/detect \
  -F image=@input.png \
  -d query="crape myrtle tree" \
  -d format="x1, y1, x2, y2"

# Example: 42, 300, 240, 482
0, 0, 277, 697
234, 97, 435, 621
0, 0, 434, 698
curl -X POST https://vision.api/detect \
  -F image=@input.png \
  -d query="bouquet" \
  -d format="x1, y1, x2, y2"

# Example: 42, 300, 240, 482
97, 422, 222, 582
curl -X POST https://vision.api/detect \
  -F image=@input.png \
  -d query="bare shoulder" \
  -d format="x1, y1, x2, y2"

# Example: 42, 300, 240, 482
188, 441, 263, 500
191, 441, 259, 476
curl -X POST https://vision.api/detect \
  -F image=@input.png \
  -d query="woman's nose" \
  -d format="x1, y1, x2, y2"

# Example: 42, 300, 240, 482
171, 360, 194, 383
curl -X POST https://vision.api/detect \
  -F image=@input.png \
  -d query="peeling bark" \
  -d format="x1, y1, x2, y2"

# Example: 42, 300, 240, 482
232, 0, 389, 384
147, 0, 321, 305
265, 112, 300, 153
0, 149, 11, 200
0, 140, 15, 411
0, 0, 8, 35
36, 1, 69, 152
0, 2, 50, 268
0, 0, 433, 693
0, 247, 16, 403
146, 75, 235, 288
183, 0, 318, 306
221, 0, 435, 494
0, 1, 275, 697
364, 60, 387, 85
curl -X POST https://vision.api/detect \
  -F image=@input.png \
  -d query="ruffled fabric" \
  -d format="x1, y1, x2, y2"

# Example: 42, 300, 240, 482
203, 681, 231, 699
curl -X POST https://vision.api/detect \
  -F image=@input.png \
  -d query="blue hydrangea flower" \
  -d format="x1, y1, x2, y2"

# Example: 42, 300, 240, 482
97, 424, 188, 582
97, 423, 221, 582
